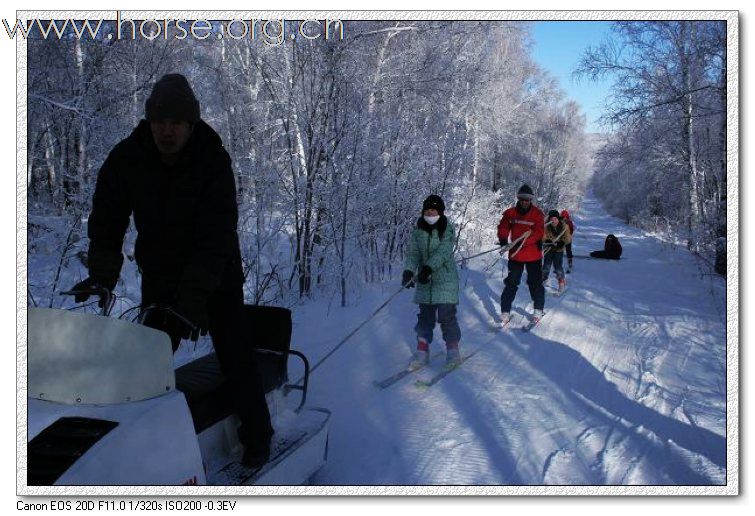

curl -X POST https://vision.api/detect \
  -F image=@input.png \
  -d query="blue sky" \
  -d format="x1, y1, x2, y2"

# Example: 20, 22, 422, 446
531, 21, 615, 134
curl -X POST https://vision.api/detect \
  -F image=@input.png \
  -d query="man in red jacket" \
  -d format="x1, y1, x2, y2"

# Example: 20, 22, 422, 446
497, 184, 545, 325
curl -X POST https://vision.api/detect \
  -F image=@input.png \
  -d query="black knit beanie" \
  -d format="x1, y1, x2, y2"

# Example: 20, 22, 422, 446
145, 73, 200, 124
422, 194, 445, 214
517, 184, 535, 200
548, 209, 560, 219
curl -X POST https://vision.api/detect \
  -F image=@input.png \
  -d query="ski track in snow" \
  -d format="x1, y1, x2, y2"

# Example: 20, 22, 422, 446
288, 194, 726, 486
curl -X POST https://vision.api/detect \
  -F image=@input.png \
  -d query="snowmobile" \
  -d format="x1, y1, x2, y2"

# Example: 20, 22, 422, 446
26, 287, 330, 486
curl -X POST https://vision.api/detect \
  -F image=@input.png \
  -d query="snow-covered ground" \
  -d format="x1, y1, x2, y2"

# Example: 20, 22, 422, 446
290, 195, 727, 486
25, 193, 728, 487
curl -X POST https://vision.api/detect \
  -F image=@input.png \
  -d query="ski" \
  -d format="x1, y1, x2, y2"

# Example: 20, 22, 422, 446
490, 319, 510, 333
414, 350, 480, 389
546, 285, 568, 297
524, 277, 572, 331
499, 318, 519, 332
521, 314, 545, 332
492, 311, 524, 333
374, 352, 443, 389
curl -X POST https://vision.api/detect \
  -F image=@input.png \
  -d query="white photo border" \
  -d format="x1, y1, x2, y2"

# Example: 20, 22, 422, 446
16, 9, 739, 497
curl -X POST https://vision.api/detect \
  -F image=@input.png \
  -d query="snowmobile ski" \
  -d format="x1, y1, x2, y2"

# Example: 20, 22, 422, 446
414, 350, 480, 389
374, 352, 443, 389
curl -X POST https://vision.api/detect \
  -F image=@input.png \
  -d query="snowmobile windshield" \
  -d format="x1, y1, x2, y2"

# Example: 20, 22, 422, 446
28, 308, 175, 405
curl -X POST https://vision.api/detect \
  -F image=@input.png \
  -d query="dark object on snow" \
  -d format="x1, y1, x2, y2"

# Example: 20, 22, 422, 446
590, 234, 623, 260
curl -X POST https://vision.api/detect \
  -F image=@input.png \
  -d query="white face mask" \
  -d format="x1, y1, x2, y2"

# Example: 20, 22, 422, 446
424, 215, 441, 225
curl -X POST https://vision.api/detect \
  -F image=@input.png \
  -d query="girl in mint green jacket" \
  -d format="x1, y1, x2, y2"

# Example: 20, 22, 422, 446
402, 195, 461, 369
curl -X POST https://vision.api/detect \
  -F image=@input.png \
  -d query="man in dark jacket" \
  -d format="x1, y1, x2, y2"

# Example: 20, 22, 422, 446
71, 73, 273, 468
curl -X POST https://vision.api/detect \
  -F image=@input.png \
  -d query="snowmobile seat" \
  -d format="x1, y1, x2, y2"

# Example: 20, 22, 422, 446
175, 305, 309, 434
174, 353, 233, 434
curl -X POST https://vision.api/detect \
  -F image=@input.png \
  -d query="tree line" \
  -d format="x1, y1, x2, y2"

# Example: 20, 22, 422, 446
27, 20, 592, 308
577, 21, 727, 275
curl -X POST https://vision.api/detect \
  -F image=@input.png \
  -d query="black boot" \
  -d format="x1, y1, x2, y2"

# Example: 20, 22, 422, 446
242, 439, 271, 469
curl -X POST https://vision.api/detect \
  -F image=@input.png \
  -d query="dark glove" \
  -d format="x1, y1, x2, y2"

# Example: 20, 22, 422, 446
69, 277, 113, 308
174, 290, 210, 341
498, 239, 508, 247
417, 265, 433, 284
401, 270, 415, 288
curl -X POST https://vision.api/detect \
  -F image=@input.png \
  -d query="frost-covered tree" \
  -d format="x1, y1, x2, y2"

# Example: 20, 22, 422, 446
577, 21, 727, 274
27, 20, 593, 308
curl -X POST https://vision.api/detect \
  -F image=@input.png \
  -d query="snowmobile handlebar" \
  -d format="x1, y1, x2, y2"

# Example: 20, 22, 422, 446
60, 287, 115, 317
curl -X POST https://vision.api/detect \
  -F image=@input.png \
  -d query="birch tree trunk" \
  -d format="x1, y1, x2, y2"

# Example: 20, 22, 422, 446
680, 22, 701, 245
